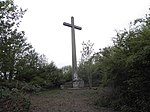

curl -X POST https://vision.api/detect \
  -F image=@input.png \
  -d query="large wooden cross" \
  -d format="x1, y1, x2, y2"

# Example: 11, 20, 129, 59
63, 16, 82, 82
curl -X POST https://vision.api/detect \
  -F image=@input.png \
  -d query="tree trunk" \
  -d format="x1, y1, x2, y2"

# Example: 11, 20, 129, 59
9, 71, 13, 83
88, 63, 92, 89
4, 72, 7, 80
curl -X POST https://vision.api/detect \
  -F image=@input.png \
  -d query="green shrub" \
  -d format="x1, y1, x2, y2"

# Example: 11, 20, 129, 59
0, 87, 30, 112
94, 87, 122, 110
0, 81, 17, 89
95, 86, 150, 112
0, 81, 42, 93
21, 83, 41, 93
31, 76, 45, 86
95, 87, 114, 107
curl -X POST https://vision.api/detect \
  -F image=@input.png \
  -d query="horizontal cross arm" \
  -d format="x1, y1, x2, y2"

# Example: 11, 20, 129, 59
63, 22, 82, 30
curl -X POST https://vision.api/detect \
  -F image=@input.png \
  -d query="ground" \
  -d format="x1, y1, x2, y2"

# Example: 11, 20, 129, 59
29, 88, 114, 112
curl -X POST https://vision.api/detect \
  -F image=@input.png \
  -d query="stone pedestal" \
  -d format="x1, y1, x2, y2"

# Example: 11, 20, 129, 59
73, 79, 84, 88
60, 77, 84, 89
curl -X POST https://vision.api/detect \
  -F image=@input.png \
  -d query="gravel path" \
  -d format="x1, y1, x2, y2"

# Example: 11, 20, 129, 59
29, 89, 114, 112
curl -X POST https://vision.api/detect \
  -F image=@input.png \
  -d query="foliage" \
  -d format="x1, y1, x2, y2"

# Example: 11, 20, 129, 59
94, 11, 150, 112
78, 62, 89, 84
78, 40, 102, 87
0, 0, 64, 91
0, 0, 29, 82
78, 40, 94, 88
21, 83, 41, 93
28, 62, 64, 89
0, 81, 41, 93
15, 49, 40, 82
61, 65, 72, 82
94, 87, 118, 107
80, 40, 94, 62
0, 86, 30, 112
31, 76, 45, 86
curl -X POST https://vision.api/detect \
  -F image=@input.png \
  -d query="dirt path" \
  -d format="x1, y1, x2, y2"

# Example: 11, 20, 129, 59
29, 89, 114, 112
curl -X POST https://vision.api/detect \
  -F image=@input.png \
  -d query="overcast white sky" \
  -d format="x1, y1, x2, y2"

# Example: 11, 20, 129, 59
14, 0, 150, 68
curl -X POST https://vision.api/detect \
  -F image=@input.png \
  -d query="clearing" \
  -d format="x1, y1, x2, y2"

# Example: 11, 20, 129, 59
29, 88, 114, 112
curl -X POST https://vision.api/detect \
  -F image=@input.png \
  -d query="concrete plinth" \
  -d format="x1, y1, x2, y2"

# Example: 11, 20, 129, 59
73, 79, 84, 88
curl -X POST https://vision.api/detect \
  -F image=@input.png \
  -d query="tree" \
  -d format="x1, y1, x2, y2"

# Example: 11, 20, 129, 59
15, 49, 39, 82
95, 12, 150, 111
62, 65, 72, 82
79, 40, 94, 88
0, 0, 29, 82
38, 54, 48, 68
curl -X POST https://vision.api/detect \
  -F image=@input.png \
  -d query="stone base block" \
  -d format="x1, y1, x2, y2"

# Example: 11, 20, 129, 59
73, 79, 84, 88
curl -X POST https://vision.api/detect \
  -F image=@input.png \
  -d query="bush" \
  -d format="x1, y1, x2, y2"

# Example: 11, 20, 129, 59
21, 83, 41, 93
0, 87, 30, 112
30, 76, 45, 86
95, 87, 114, 106
0, 81, 42, 93
0, 81, 17, 90
94, 87, 122, 110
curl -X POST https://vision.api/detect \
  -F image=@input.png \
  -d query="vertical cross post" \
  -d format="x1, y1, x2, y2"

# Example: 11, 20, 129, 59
63, 17, 82, 87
